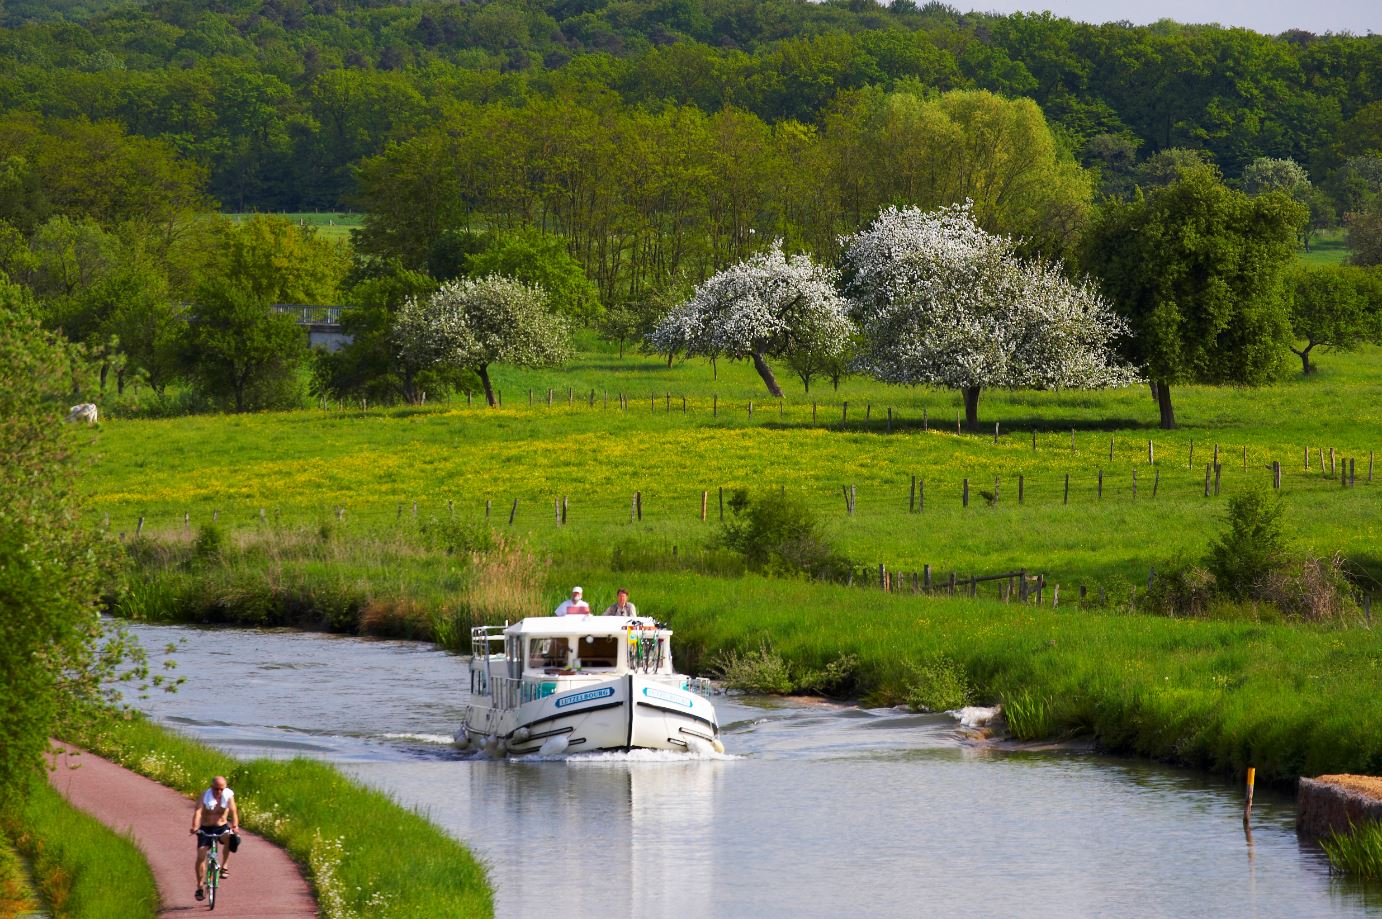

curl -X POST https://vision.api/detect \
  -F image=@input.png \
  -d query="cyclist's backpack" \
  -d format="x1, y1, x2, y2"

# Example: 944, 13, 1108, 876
228, 832, 241, 853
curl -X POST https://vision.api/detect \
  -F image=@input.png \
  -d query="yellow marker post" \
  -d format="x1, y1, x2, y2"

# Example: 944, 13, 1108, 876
1244, 767, 1256, 826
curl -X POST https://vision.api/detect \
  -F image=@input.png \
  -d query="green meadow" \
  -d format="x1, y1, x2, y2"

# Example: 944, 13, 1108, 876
88, 340, 1382, 589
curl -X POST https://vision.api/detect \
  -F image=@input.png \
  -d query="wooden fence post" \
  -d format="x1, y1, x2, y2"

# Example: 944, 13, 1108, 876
1214, 443, 1220, 469
1052, 584, 1059, 608
136, 516, 144, 537
1019, 568, 1028, 602
1109, 437, 1114, 461
1350, 458, 1356, 487
1148, 440, 1154, 465
1304, 446, 1309, 470
923, 407, 928, 430
748, 401, 753, 419
713, 394, 717, 417
812, 402, 817, 423
1153, 468, 1160, 497
993, 477, 1000, 504
555, 498, 561, 524
1132, 469, 1137, 499
562, 496, 569, 524
1018, 474, 1024, 504
963, 478, 970, 508
184, 512, 190, 531
508, 499, 518, 525
1189, 441, 1194, 468
1242, 445, 1247, 469
994, 422, 1000, 444
879, 564, 886, 590
1214, 463, 1222, 495
850, 485, 857, 514
1272, 461, 1281, 490
1369, 451, 1374, 482
918, 479, 924, 512
1204, 464, 1212, 497
1032, 430, 1037, 452
842, 402, 849, 425
1064, 473, 1070, 505
1070, 428, 1075, 451
948, 572, 957, 595
636, 492, 643, 521
887, 407, 893, 432
865, 404, 871, 422
700, 491, 708, 521
719, 487, 724, 521
1097, 469, 1103, 498
910, 475, 917, 513
1330, 447, 1336, 475
923, 565, 932, 591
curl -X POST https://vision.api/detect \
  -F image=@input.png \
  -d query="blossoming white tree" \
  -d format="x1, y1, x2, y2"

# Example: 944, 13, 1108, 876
841, 202, 1137, 428
646, 243, 852, 396
393, 275, 570, 406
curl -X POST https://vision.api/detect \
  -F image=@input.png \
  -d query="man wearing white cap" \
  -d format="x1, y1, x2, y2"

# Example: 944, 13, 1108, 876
554, 586, 591, 616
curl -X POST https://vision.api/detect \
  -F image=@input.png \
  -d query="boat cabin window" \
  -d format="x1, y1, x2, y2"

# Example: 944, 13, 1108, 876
528, 637, 571, 670
574, 635, 620, 669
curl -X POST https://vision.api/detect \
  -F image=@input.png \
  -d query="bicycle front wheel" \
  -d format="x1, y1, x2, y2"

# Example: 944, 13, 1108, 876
206, 855, 219, 910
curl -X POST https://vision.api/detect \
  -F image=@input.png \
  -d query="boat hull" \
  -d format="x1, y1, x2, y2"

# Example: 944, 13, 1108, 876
461, 674, 719, 756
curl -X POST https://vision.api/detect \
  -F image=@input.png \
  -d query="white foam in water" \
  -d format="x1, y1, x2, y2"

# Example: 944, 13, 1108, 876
514, 748, 739, 764
381, 732, 457, 745
950, 706, 1002, 728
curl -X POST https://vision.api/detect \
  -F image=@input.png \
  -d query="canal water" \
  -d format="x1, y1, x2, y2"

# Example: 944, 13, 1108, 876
127, 623, 1378, 919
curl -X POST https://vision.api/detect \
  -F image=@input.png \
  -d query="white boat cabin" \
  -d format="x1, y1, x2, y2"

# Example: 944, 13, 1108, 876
470, 616, 677, 703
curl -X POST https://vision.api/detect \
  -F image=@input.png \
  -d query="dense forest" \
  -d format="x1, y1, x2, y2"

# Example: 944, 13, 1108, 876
0, 0, 1379, 212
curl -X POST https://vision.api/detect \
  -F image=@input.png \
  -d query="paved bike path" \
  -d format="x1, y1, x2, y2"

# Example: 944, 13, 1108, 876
48, 743, 317, 917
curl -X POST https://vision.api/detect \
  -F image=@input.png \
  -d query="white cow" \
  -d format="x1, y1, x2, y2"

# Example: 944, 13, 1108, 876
67, 403, 99, 424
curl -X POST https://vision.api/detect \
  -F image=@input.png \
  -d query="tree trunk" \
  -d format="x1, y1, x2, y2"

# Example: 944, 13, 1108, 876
99, 361, 109, 392
751, 351, 783, 397
1148, 380, 1159, 403
477, 364, 497, 406
1292, 345, 1314, 375
1155, 379, 1176, 429
962, 386, 981, 429
666, 351, 674, 368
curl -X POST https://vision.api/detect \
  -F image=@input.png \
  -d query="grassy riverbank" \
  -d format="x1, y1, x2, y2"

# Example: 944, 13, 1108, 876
62, 714, 493, 919
0, 782, 158, 918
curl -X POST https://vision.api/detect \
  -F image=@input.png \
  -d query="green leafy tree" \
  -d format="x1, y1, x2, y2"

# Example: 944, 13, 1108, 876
393, 275, 571, 407
205, 215, 349, 306
184, 282, 307, 412
1206, 490, 1286, 601
0, 304, 109, 809
1346, 197, 1382, 267
1082, 170, 1305, 428
316, 262, 455, 405
1286, 264, 1382, 374
444, 228, 602, 324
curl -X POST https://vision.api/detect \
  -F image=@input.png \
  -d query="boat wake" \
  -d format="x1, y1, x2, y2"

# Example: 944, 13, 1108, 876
381, 732, 459, 746
513, 748, 739, 764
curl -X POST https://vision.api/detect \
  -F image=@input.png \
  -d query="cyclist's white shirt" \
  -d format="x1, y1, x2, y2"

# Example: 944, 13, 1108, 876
202, 788, 234, 813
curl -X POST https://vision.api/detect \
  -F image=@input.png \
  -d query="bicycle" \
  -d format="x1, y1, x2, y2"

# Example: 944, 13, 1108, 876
197, 828, 232, 910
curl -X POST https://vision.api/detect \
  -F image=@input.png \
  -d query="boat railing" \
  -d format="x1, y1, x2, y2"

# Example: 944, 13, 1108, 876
489, 675, 562, 709
470, 625, 506, 661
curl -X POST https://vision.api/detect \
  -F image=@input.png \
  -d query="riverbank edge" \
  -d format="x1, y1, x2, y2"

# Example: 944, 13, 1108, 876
1, 778, 159, 918
60, 712, 495, 919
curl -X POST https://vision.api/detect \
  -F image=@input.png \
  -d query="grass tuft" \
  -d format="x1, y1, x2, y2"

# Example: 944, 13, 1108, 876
1322, 820, 1382, 879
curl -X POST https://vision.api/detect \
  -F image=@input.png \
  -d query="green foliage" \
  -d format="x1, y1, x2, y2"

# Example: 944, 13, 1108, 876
710, 641, 795, 694
445, 228, 602, 324
719, 489, 851, 581
192, 523, 225, 561
1, 781, 158, 918
1286, 263, 1382, 373
1002, 690, 1053, 741
1083, 169, 1306, 427
1322, 821, 1382, 880
1347, 197, 1382, 267
1206, 489, 1287, 600
184, 281, 308, 412
904, 655, 973, 712
0, 309, 108, 811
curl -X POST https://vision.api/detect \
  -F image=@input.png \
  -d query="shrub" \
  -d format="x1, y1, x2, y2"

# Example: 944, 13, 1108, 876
718, 489, 851, 581
905, 655, 972, 712
1206, 489, 1286, 598
1257, 553, 1359, 623
192, 524, 225, 561
1144, 561, 1217, 617
1003, 690, 1052, 740
710, 642, 794, 694
416, 517, 495, 556
796, 655, 861, 697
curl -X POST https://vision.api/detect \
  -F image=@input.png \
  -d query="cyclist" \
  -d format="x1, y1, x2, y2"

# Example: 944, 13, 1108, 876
191, 775, 239, 902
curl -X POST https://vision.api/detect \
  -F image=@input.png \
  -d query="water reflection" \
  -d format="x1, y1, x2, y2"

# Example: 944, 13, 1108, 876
128, 623, 1378, 919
